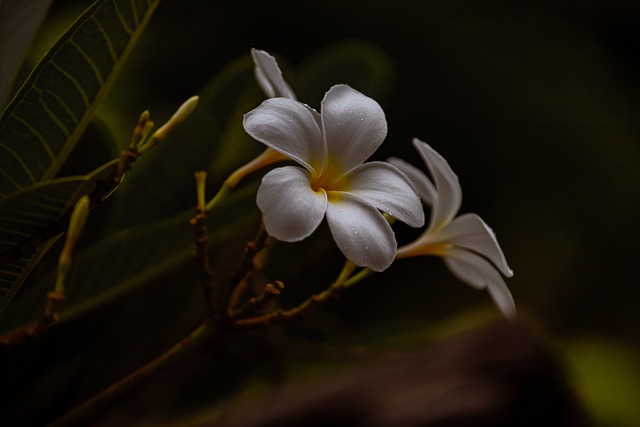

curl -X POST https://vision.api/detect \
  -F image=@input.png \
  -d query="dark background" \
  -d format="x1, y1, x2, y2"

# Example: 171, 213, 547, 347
3, 0, 640, 425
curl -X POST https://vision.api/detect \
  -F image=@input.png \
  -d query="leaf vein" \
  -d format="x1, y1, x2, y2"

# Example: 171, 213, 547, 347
91, 17, 119, 62
113, 0, 134, 34
0, 216, 49, 227
0, 143, 37, 185
0, 166, 24, 198
68, 40, 105, 85
43, 89, 80, 124
130, 0, 140, 25
35, 89, 72, 139
0, 208, 57, 221
50, 61, 91, 108
9, 112, 56, 160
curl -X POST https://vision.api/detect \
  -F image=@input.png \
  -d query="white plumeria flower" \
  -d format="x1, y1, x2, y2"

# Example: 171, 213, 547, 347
251, 48, 297, 100
389, 138, 516, 318
243, 85, 425, 272
224, 49, 296, 187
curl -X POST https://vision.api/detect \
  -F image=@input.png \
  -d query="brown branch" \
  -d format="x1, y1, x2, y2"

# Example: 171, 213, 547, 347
219, 223, 269, 314
228, 281, 284, 320
231, 266, 371, 329
231, 289, 325, 329
190, 171, 217, 319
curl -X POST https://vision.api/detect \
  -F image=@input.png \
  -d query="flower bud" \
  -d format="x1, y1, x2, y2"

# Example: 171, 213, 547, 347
139, 95, 199, 154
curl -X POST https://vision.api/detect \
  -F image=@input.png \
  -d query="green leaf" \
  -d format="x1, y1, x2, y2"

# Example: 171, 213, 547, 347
0, 183, 259, 330
0, 159, 119, 315
0, 0, 160, 199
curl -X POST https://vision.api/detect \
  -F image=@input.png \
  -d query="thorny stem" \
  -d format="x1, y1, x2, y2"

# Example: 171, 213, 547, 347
232, 262, 374, 329
190, 171, 217, 319
48, 321, 212, 427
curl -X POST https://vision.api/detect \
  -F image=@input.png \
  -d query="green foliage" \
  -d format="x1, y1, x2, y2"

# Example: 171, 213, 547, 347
0, 0, 160, 314
3, 0, 639, 425
0, 160, 118, 314
0, 0, 160, 195
1, 39, 395, 327
0, 14, 397, 419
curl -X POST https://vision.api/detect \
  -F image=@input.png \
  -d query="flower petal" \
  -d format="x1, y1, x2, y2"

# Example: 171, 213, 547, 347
325, 193, 396, 272
442, 248, 516, 319
257, 166, 327, 242
345, 162, 425, 228
435, 213, 513, 277
387, 156, 437, 207
412, 138, 462, 230
251, 49, 297, 100
321, 85, 387, 173
243, 98, 324, 172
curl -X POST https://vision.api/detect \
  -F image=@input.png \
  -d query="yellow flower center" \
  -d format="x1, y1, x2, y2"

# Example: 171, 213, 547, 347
310, 161, 347, 193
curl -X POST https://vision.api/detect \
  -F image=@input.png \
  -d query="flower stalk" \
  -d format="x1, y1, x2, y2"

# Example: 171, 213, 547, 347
190, 171, 217, 320
231, 261, 372, 329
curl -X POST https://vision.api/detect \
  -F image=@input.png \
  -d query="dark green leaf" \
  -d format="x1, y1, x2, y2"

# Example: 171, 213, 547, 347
0, 159, 118, 315
1, 183, 259, 330
0, 0, 160, 199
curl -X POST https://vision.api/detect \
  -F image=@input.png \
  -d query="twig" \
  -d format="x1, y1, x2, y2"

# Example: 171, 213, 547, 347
219, 223, 269, 314
190, 171, 217, 319
232, 265, 373, 329
228, 281, 284, 320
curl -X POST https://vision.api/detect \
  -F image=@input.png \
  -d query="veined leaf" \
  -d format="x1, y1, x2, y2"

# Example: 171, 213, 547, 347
0, 0, 160, 199
0, 183, 260, 330
0, 159, 119, 315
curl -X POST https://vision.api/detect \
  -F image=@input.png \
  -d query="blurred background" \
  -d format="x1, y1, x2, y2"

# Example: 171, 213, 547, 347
2, 0, 639, 425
